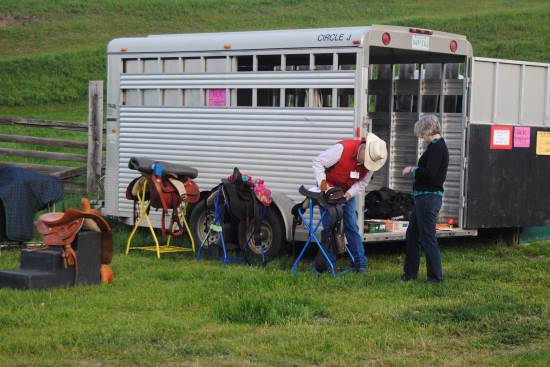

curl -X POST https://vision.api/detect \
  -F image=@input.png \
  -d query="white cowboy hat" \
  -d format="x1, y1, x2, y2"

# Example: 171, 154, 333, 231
364, 133, 387, 171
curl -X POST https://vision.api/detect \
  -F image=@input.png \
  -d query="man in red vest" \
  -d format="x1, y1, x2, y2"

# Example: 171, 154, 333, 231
312, 133, 387, 272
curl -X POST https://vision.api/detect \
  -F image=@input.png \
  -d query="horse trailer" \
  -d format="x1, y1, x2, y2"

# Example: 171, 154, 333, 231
104, 25, 550, 254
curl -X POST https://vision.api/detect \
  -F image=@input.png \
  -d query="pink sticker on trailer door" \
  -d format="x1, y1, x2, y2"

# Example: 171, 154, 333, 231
208, 89, 226, 107
514, 127, 530, 148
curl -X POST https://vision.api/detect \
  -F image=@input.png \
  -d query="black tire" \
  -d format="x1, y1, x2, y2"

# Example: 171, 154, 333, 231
238, 206, 284, 265
189, 199, 221, 258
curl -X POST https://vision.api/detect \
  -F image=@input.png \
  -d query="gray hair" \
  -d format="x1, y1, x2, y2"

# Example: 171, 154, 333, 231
414, 114, 441, 137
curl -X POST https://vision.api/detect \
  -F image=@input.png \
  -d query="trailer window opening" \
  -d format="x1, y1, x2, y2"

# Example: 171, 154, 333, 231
184, 89, 202, 107
162, 89, 181, 106
285, 89, 307, 107
393, 95, 417, 112
338, 53, 356, 70
338, 88, 355, 107
183, 57, 202, 73
285, 54, 310, 71
257, 55, 281, 71
235, 89, 253, 106
205, 57, 226, 73
121, 89, 140, 106
444, 96, 462, 113
122, 58, 139, 74
368, 95, 377, 113
142, 89, 160, 106
257, 88, 280, 107
235, 56, 253, 72
162, 58, 179, 73
314, 89, 333, 107
314, 53, 333, 71
142, 58, 159, 74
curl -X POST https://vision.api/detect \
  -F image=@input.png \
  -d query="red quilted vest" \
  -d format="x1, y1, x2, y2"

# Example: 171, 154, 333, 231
325, 139, 369, 191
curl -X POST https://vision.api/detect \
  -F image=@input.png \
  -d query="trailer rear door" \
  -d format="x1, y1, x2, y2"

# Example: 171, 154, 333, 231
464, 58, 550, 228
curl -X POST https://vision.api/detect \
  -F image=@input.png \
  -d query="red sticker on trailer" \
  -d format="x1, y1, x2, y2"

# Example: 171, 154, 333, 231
490, 125, 513, 150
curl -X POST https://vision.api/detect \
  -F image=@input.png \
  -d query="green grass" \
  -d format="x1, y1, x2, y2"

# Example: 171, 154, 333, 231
0, 238, 548, 366
0, 100, 89, 122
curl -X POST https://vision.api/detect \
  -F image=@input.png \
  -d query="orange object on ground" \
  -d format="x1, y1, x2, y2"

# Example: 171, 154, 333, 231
100, 264, 114, 284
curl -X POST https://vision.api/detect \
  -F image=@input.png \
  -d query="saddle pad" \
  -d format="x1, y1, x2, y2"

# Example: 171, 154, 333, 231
130, 176, 147, 197
168, 178, 186, 197
128, 157, 198, 179
82, 218, 101, 232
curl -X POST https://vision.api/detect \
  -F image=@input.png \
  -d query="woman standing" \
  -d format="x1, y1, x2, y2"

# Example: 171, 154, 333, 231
401, 115, 449, 283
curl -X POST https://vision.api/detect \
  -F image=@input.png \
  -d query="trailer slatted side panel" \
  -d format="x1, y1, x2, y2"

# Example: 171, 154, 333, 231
119, 72, 356, 89
471, 57, 550, 127
116, 107, 355, 217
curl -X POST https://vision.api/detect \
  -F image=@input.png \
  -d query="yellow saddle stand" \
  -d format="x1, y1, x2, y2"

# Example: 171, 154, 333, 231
125, 179, 195, 259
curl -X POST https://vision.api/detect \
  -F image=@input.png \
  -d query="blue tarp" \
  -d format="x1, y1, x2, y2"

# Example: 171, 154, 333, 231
0, 166, 63, 242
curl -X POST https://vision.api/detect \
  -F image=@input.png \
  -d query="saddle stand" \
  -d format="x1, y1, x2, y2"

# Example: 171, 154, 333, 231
196, 185, 267, 266
292, 186, 356, 277
125, 157, 199, 259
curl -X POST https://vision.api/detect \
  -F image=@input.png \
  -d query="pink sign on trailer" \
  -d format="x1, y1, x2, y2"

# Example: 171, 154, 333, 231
208, 89, 226, 107
514, 127, 531, 148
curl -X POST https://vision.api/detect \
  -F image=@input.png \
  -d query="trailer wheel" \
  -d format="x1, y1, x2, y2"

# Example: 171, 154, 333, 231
237, 206, 284, 264
189, 199, 221, 258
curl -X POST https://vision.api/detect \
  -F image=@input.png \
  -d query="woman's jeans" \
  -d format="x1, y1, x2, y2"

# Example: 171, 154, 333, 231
320, 196, 367, 272
403, 194, 443, 282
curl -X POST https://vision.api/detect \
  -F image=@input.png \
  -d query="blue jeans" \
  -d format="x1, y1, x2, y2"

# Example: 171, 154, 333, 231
403, 194, 443, 282
321, 196, 367, 272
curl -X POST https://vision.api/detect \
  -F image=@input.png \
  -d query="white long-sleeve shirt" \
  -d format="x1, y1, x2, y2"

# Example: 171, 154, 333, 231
312, 143, 374, 198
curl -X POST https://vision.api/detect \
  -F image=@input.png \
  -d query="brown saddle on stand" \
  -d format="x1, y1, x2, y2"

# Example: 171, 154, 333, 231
35, 198, 114, 283
126, 157, 200, 240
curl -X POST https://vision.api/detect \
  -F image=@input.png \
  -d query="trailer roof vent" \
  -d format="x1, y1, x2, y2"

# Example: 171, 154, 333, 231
450, 40, 458, 53
409, 28, 433, 35
382, 32, 391, 46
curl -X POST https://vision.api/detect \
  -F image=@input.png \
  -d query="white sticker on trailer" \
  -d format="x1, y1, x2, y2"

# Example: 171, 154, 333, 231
412, 35, 429, 50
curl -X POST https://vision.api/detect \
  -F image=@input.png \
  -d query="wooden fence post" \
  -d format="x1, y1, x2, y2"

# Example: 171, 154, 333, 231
87, 80, 103, 194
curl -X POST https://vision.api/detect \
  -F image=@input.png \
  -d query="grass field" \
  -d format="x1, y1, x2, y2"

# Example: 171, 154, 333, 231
0, 237, 548, 366
1, 1, 550, 365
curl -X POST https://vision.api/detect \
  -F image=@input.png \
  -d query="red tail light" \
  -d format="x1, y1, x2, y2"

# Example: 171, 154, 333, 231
382, 32, 391, 45
450, 40, 458, 53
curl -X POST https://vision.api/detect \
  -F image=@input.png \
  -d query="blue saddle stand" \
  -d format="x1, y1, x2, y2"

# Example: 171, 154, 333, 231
196, 186, 266, 265
292, 195, 356, 277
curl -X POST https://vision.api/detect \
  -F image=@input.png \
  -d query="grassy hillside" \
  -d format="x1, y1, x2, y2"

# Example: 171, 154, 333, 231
1, 0, 550, 120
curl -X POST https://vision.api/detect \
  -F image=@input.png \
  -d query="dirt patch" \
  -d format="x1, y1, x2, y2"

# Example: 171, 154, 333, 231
0, 15, 40, 29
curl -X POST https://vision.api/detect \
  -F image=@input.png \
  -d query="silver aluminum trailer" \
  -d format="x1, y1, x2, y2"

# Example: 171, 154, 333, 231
104, 25, 550, 252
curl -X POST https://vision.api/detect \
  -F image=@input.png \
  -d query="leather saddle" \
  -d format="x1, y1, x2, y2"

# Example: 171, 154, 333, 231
35, 198, 114, 283
207, 167, 264, 249
292, 185, 347, 254
126, 157, 200, 239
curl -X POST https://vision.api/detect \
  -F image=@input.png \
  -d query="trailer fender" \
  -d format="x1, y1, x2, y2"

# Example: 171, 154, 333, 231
270, 192, 296, 242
